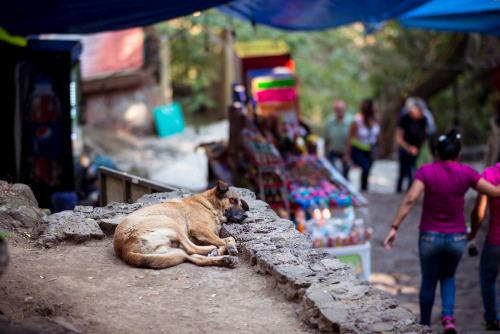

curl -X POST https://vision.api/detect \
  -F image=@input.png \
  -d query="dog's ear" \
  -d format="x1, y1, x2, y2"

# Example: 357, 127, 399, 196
215, 180, 229, 197
240, 199, 249, 212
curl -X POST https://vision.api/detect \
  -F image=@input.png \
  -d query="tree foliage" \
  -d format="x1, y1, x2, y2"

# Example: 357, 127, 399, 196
155, 14, 224, 114
155, 10, 499, 146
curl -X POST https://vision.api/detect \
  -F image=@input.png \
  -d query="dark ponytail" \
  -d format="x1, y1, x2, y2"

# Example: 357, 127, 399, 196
436, 127, 461, 161
361, 98, 374, 128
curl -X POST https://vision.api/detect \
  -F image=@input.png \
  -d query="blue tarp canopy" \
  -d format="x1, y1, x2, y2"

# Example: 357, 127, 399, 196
1, 0, 500, 36
399, 0, 500, 36
218, 0, 430, 32
0, 0, 229, 35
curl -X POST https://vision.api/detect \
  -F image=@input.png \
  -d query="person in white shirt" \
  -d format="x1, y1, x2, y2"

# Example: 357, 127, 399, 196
343, 98, 383, 191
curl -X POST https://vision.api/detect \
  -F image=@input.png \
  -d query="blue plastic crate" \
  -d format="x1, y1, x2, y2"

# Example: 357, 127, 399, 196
153, 102, 185, 137
51, 191, 77, 213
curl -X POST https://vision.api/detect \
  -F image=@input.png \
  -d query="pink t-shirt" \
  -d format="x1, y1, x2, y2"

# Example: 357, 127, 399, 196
481, 163, 500, 246
415, 161, 481, 233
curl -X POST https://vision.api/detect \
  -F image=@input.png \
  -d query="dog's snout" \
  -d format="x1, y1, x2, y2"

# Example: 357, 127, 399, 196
225, 207, 248, 222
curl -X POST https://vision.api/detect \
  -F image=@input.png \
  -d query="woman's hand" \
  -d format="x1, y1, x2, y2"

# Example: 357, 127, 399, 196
408, 145, 419, 156
384, 228, 398, 250
384, 180, 425, 250
396, 127, 419, 156
343, 152, 350, 164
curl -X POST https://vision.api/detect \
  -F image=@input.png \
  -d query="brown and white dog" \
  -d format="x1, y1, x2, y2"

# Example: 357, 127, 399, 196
113, 181, 249, 269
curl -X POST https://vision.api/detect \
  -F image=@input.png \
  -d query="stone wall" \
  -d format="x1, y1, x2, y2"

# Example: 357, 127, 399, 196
224, 188, 431, 334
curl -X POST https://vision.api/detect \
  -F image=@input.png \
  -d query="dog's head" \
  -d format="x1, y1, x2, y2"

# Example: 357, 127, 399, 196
214, 180, 249, 223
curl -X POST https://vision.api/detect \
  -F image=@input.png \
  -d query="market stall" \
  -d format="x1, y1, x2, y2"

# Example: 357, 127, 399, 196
209, 40, 373, 280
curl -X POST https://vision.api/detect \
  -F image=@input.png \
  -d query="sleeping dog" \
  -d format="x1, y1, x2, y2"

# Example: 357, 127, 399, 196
113, 181, 249, 268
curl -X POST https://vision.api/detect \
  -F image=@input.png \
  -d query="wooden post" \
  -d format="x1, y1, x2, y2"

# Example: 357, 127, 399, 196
220, 27, 235, 119
453, 80, 460, 126
159, 35, 172, 105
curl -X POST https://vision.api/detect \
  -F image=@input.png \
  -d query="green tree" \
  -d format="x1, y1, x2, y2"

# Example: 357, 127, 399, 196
155, 11, 499, 148
155, 13, 226, 116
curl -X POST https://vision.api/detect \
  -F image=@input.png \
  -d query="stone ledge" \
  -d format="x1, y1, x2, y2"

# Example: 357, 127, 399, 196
225, 187, 432, 334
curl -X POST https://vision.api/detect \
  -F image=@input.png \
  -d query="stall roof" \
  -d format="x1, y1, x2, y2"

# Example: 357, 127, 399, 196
398, 0, 500, 36
218, 0, 431, 32
1, 0, 500, 36
0, 0, 229, 35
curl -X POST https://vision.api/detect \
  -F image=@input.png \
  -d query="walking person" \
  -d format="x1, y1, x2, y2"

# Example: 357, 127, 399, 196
414, 98, 436, 165
343, 98, 382, 192
417, 97, 436, 160
384, 128, 500, 333
324, 100, 352, 179
396, 97, 428, 193
469, 160, 500, 330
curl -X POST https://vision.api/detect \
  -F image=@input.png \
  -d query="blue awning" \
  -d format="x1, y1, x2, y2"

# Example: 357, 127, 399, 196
1, 0, 500, 37
398, 0, 500, 36
0, 0, 230, 36
218, 0, 431, 33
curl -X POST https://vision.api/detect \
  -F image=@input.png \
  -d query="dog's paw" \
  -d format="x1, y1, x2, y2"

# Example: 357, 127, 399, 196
208, 247, 220, 257
223, 256, 239, 268
226, 243, 238, 256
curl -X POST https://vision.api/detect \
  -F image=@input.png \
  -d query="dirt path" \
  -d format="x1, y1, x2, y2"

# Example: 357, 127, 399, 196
0, 237, 316, 334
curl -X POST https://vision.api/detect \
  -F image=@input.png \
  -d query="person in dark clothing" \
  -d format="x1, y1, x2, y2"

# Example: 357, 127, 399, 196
395, 98, 428, 193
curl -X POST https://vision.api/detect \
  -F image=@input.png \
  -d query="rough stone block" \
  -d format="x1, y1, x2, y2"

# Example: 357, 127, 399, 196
74, 206, 94, 214
61, 217, 105, 242
0, 182, 47, 229
98, 216, 126, 233
35, 210, 104, 246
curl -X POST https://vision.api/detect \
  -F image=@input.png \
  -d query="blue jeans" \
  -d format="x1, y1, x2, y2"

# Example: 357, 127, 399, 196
418, 231, 467, 326
350, 146, 372, 191
480, 238, 500, 322
327, 150, 350, 180
397, 148, 417, 193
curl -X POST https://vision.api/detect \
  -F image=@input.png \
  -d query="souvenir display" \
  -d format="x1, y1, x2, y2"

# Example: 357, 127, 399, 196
295, 206, 373, 248
222, 48, 373, 278
285, 154, 360, 210
239, 127, 290, 218
241, 128, 283, 167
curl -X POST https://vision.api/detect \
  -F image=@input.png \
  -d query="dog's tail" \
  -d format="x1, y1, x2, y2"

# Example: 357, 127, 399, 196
117, 247, 238, 268
120, 249, 188, 269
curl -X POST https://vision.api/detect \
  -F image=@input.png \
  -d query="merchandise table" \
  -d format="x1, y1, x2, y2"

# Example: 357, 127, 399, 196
324, 242, 371, 281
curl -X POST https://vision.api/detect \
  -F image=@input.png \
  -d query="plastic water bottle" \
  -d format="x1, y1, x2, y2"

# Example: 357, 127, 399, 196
28, 74, 63, 187
343, 205, 355, 232
295, 208, 306, 234
468, 239, 478, 256
352, 218, 365, 244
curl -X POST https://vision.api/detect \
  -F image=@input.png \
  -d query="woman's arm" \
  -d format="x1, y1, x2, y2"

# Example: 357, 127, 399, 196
395, 127, 418, 156
343, 120, 357, 163
474, 178, 500, 198
384, 179, 425, 250
377, 130, 384, 157
469, 194, 488, 241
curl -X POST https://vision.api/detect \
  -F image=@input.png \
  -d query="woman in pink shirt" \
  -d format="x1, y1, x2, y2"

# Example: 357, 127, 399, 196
384, 129, 500, 334
469, 162, 500, 330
